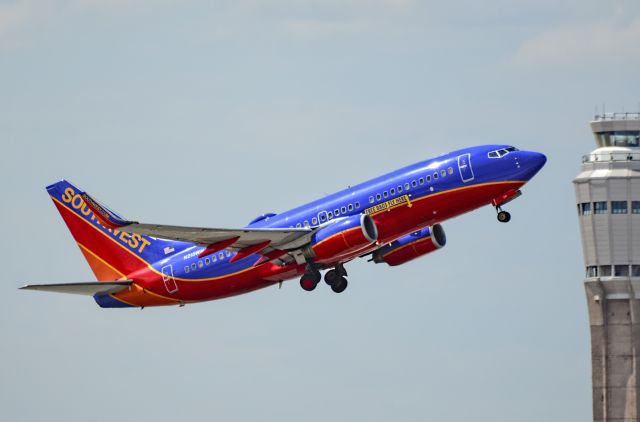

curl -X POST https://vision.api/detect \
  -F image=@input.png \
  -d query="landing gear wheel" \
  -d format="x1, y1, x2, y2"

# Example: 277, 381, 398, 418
497, 210, 511, 223
324, 270, 339, 286
300, 269, 321, 291
331, 276, 348, 293
300, 274, 318, 291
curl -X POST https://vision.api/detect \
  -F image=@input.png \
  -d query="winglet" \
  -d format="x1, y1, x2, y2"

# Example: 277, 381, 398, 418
80, 191, 137, 229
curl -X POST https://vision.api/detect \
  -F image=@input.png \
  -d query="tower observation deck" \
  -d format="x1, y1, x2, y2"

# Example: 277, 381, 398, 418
574, 112, 640, 422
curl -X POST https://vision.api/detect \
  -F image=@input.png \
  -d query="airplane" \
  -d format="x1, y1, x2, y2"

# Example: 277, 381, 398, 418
21, 145, 546, 308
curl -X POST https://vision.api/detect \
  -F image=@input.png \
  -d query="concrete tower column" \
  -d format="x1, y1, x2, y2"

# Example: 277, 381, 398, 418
574, 112, 640, 421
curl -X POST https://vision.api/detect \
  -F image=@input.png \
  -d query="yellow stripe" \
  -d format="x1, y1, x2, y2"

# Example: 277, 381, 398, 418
138, 286, 182, 303
52, 195, 258, 283
76, 241, 127, 279
108, 293, 137, 307
383, 236, 432, 259
312, 226, 361, 249
367, 180, 525, 217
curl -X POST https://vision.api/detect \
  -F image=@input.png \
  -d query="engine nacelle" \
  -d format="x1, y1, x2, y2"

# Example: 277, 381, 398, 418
305, 214, 378, 264
372, 224, 446, 266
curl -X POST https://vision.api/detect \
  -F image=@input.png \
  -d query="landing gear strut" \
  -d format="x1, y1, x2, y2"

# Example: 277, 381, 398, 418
496, 206, 511, 223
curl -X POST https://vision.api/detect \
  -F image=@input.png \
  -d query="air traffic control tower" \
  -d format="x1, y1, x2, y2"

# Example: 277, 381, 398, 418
574, 112, 640, 421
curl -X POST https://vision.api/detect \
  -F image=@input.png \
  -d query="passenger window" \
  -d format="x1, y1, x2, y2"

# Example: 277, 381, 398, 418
191, 263, 197, 270
369, 196, 374, 203
376, 193, 381, 200
334, 209, 340, 216
411, 180, 417, 187
296, 223, 302, 228
341, 206, 347, 213
198, 260, 203, 268
433, 172, 439, 179
312, 217, 318, 224
404, 183, 410, 190
304, 220, 310, 228
441, 170, 446, 177
219, 252, 224, 259
448, 167, 453, 175
355, 201, 360, 208
383, 191, 388, 198
390, 188, 396, 195
185, 266, 190, 273
212, 255, 217, 262
205, 257, 210, 265
348, 204, 354, 212
398, 185, 403, 193
419, 178, 424, 185
226, 250, 232, 257
328, 211, 333, 219
426, 175, 431, 182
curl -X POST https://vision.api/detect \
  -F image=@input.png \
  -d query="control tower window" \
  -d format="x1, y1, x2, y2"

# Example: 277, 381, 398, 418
599, 265, 612, 277
633, 265, 640, 277
612, 201, 628, 214
596, 131, 640, 147
581, 202, 592, 216
594, 201, 607, 214
614, 265, 630, 277
586, 266, 598, 277
633, 201, 640, 214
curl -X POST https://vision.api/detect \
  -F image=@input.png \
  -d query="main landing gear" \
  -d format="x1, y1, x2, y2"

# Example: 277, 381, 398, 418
299, 263, 348, 293
496, 206, 511, 223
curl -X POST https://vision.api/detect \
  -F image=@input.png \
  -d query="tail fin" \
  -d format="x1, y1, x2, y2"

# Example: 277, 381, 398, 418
47, 180, 190, 280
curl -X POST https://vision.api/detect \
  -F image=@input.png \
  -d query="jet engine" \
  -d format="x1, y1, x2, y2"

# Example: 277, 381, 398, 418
305, 214, 378, 264
372, 224, 446, 266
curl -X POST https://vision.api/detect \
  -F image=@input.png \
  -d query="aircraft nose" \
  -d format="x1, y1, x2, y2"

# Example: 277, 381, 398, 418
519, 151, 547, 180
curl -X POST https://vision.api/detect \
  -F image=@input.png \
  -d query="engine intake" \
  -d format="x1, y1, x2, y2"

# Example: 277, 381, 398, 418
372, 224, 446, 266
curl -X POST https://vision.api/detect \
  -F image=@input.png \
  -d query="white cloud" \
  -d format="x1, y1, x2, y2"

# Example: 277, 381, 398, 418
511, 16, 640, 68
0, 0, 172, 49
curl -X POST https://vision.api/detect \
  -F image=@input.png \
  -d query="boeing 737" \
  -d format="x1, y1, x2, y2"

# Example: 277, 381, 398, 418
22, 145, 546, 308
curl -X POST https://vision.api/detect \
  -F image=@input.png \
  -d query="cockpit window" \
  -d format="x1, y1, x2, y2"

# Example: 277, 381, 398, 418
488, 146, 518, 158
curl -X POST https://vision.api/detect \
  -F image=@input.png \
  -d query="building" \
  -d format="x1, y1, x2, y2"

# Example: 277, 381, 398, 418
574, 112, 640, 421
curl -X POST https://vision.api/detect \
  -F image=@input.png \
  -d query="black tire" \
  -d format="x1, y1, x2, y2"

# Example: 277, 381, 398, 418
300, 275, 317, 291
331, 277, 348, 293
497, 211, 511, 223
324, 270, 338, 286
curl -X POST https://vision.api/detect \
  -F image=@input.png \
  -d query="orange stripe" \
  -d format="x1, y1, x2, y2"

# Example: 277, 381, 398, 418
53, 195, 259, 283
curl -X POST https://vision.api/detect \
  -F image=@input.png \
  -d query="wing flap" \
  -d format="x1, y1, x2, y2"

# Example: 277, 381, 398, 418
20, 281, 133, 296
122, 223, 312, 249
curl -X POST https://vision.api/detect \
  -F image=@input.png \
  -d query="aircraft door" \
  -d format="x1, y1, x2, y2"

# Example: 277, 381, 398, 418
161, 264, 179, 294
458, 153, 474, 183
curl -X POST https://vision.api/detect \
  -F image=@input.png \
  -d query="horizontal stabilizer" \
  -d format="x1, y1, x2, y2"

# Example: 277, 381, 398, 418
20, 281, 133, 296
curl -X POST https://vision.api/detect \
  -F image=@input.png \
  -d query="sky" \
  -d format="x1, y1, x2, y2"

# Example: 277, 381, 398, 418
1, 1, 640, 421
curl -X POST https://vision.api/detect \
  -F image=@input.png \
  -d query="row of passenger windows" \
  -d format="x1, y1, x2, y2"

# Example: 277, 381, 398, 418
368, 167, 454, 204
184, 250, 233, 273
291, 201, 363, 228
288, 166, 455, 228
586, 265, 640, 277
577, 201, 640, 215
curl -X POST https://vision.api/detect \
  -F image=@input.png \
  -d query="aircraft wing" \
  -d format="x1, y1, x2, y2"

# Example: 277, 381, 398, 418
81, 188, 314, 263
122, 223, 311, 249
20, 281, 133, 296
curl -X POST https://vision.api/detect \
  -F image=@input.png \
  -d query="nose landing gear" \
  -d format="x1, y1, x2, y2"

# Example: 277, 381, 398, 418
496, 206, 511, 223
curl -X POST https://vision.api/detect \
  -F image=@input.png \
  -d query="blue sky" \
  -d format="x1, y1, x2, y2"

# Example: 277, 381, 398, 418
1, 1, 640, 421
